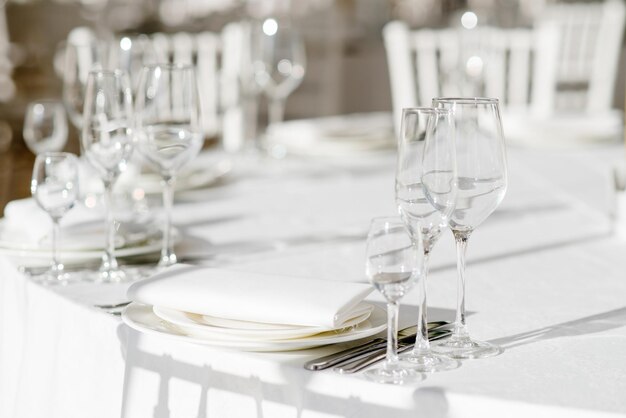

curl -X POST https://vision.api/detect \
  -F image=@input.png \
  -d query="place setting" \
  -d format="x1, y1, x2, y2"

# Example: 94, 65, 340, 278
115, 96, 508, 386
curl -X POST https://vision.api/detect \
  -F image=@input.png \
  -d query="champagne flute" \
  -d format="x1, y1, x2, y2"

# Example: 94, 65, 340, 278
431, 97, 508, 359
251, 17, 306, 126
135, 64, 204, 267
81, 70, 134, 282
364, 217, 422, 384
395, 107, 459, 372
30, 152, 80, 285
23, 100, 68, 155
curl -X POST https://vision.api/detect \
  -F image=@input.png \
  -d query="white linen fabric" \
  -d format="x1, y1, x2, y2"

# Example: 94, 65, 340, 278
2, 141, 626, 418
128, 264, 373, 328
2, 197, 102, 245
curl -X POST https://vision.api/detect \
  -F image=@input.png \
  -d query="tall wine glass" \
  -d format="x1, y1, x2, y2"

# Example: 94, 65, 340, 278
395, 107, 459, 372
82, 70, 134, 282
135, 64, 204, 267
364, 217, 422, 384
251, 17, 306, 126
31, 152, 80, 285
63, 38, 104, 129
431, 97, 508, 359
23, 100, 68, 155
106, 35, 157, 92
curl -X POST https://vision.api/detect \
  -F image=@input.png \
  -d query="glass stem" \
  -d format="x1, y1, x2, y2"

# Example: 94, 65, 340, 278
385, 300, 400, 369
452, 230, 471, 340
160, 175, 177, 267
51, 217, 62, 279
268, 97, 285, 126
412, 250, 431, 354
102, 180, 118, 274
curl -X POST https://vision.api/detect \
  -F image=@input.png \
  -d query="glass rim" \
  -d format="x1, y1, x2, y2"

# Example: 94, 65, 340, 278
27, 99, 64, 107
433, 97, 499, 104
142, 63, 196, 72
88, 69, 129, 78
36, 151, 77, 160
402, 107, 452, 115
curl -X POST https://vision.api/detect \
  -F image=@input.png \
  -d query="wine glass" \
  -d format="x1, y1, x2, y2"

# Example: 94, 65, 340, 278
23, 100, 68, 155
430, 97, 508, 359
30, 152, 80, 285
395, 107, 459, 372
135, 64, 204, 267
364, 217, 422, 384
106, 35, 157, 92
81, 70, 134, 282
251, 17, 306, 126
63, 38, 104, 129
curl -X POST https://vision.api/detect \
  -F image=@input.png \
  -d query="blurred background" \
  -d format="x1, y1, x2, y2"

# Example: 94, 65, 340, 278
0, 0, 624, 213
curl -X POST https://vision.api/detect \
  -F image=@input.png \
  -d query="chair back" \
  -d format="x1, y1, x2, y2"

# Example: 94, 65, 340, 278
383, 21, 561, 135
540, 0, 626, 113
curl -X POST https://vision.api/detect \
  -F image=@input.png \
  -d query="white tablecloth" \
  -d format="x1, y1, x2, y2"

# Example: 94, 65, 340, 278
2, 144, 626, 418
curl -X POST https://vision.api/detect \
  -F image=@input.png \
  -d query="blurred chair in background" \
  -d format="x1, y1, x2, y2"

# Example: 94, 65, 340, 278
59, 23, 248, 152
383, 0, 626, 148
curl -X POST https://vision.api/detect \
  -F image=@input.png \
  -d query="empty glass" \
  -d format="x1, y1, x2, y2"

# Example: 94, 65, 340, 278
396, 107, 458, 372
63, 39, 104, 129
30, 152, 80, 285
431, 97, 508, 359
81, 70, 134, 282
251, 17, 306, 126
106, 35, 157, 91
135, 64, 204, 267
364, 217, 422, 384
23, 100, 68, 155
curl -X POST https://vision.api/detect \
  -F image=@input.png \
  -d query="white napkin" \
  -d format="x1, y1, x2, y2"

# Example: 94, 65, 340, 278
128, 264, 374, 328
3, 197, 102, 246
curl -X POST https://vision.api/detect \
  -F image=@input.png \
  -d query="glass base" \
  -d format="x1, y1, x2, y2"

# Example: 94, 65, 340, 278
30, 270, 77, 286
99, 267, 127, 283
364, 362, 422, 385
158, 253, 177, 268
400, 350, 460, 372
431, 335, 502, 359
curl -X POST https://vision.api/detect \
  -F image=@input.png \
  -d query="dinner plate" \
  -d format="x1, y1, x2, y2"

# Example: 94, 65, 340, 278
0, 222, 179, 267
265, 112, 395, 157
0, 214, 160, 252
128, 153, 232, 195
123, 303, 387, 352
152, 304, 373, 341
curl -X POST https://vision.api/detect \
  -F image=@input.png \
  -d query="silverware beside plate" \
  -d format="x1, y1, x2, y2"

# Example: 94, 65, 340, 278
304, 321, 451, 371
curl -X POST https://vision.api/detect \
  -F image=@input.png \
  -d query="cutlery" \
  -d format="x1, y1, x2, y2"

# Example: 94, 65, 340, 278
333, 330, 452, 374
94, 301, 131, 310
304, 321, 450, 371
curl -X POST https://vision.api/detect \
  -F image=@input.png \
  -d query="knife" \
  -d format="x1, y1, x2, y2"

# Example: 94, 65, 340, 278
303, 321, 450, 371
333, 330, 452, 374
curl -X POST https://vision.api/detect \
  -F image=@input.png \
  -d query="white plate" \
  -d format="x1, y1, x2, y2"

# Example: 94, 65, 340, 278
0, 215, 160, 252
131, 154, 232, 195
265, 112, 394, 157
0, 224, 179, 267
123, 303, 387, 352
152, 304, 373, 341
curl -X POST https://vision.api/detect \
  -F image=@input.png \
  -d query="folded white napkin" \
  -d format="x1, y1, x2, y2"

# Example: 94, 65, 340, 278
3, 197, 102, 246
128, 264, 374, 328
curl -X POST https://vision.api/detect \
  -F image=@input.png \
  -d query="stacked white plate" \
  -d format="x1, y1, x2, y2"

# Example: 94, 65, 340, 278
122, 266, 386, 352
123, 302, 386, 352
0, 199, 172, 267
264, 112, 395, 157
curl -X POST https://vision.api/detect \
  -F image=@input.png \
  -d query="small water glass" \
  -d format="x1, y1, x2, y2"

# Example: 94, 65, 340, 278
23, 100, 68, 155
364, 217, 422, 384
30, 152, 80, 285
